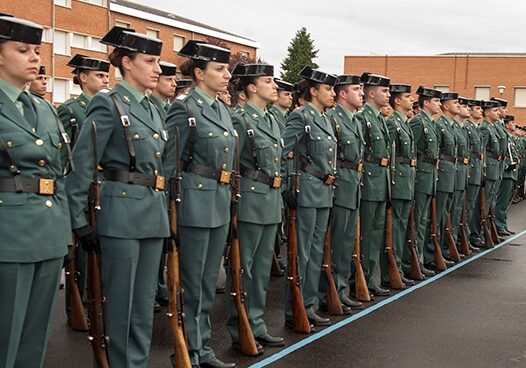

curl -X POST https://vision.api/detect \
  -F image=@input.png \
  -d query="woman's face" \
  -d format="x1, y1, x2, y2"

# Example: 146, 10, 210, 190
196, 61, 231, 94
313, 84, 336, 108
251, 76, 278, 103
123, 53, 162, 91
0, 41, 41, 87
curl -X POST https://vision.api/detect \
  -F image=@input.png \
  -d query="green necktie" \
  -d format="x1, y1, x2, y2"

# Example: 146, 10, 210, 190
18, 92, 37, 126
211, 100, 221, 119
141, 97, 152, 117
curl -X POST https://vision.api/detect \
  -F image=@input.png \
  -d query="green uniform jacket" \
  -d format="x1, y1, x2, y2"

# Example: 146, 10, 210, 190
480, 120, 502, 181
327, 104, 364, 210
233, 103, 282, 224
165, 88, 236, 227
452, 120, 469, 191
355, 103, 390, 201
410, 111, 439, 196
503, 133, 519, 180
269, 105, 287, 132
464, 120, 483, 186
0, 89, 70, 262
149, 93, 170, 121
494, 120, 508, 179
58, 93, 90, 145
386, 110, 415, 201
435, 115, 457, 193
66, 84, 170, 238
281, 103, 336, 208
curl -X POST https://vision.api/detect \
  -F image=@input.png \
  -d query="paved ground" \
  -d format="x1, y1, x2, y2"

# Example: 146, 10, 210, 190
44, 201, 526, 367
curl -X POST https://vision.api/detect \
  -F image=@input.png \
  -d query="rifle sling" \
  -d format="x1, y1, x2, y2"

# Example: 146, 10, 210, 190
110, 94, 136, 172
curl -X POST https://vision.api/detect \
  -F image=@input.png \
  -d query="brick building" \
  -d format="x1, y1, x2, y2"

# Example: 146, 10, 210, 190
344, 53, 526, 122
1, 0, 259, 103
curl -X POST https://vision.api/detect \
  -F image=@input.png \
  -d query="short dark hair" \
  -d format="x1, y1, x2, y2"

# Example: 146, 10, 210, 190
389, 92, 401, 109
108, 48, 138, 78
334, 84, 350, 101
418, 95, 431, 109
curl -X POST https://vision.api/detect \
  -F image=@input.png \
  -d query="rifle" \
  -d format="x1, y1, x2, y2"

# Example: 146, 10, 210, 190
321, 209, 343, 315
488, 204, 500, 244
430, 198, 447, 271
287, 136, 311, 333
166, 127, 192, 367
353, 217, 371, 302
228, 136, 259, 355
479, 185, 494, 248
65, 234, 89, 331
444, 214, 461, 263
458, 196, 472, 256
406, 206, 423, 280
86, 122, 110, 368
385, 142, 404, 289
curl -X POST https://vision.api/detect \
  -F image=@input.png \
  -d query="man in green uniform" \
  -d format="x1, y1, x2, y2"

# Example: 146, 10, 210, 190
28, 65, 48, 98
409, 86, 441, 277
150, 61, 177, 119
385, 84, 416, 286
355, 73, 392, 295
175, 78, 192, 98
269, 78, 293, 132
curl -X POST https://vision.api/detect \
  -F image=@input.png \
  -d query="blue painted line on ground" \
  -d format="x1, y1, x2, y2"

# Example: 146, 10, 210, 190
249, 229, 526, 368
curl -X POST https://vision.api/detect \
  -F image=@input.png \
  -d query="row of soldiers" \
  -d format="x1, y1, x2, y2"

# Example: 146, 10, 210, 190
1, 13, 525, 368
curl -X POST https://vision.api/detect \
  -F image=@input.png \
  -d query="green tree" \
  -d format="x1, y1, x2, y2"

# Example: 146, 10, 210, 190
280, 27, 319, 84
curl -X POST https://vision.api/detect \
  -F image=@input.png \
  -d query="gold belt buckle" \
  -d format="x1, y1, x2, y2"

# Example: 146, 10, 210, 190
357, 161, 363, 173
219, 170, 231, 184
155, 175, 166, 190
410, 159, 417, 167
272, 177, 282, 189
324, 175, 336, 185
380, 158, 389, 167
38, 178, 55, 195
463, 157, 470, 165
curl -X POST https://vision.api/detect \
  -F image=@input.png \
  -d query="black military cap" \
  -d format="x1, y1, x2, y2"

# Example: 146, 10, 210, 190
481, 100, 500, 109
275, 78, 294, 92
38, 66, 46, 75
159, 61, 177, 76
389, 84, 411, 94
360, 72, 390, 87
176, 78, 193, 90
467, 99, 482, 107
0, 16, 43, 45
101, 26, 162, 56
178, 40, 230, 63
412, 101, 419, 108
299, 66, 337, 86
440, 92, 459, 102
335, 75, 362, 86
68, 54, 110, 73
490, 97, 508, 108
458, 97, 469, 105
504, 115, 515, 123
416, 86, 442, 98
232, 63, 274, 77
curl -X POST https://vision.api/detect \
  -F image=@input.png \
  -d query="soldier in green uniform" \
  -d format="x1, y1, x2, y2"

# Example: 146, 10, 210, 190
269, 78, 293, 132
385, 84, 416, 286
175, 78, 193, 98
150, 61, 177, 119
281, 66, 337, 327
464, 99, 484, 251
320, 74, 365, 312
57, 53, 110, 328
225, 63, 285, 352
66, 26, 170, 367
28, 65, 48, 97
0, 16, 72, 368
355, 73, 392, 295
164, 40, 236, 368
409, 86, 441, 277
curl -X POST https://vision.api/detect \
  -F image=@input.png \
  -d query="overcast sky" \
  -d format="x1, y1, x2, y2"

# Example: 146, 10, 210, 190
135, 0, 526, 75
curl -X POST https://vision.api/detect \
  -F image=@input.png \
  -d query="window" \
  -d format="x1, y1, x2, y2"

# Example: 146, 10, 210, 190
53, 79, 69, 103
146, 28, 159, 39
115, 21, 130, 28
53, 30, 69, 55
46, 78, 53, 93
70, 81, 82, 96
434, 85, 449, 93
474, 86, 490, 101
54, 0, 71, 7
173, 35, 184, 52
81, 0, 106, 5
514, 87, 526, 107
42, 28, 53, 43
71, 33, 88, 49
89, 37, 107, 52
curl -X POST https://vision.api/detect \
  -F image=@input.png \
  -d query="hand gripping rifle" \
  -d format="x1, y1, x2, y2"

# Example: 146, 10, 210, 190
287, 136, 311, 333
65, 234, 89, 331
87, 122, 110, 368
167, 127, 192, 367
228, 136, 259, 355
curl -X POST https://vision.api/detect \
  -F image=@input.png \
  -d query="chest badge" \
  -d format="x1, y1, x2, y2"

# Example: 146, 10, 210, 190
123, 95, 130, 103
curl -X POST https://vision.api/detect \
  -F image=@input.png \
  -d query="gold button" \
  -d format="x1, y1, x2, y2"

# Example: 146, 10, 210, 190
153, 133, 160, 139
58, 143, 62, 148
154, 169, 158, 175
221, 163, 227, 170
38, 159, 46, 167
368, 172, 372, 176
347, 140, 351, 144
329, 148, 333, 152
273, 143, 278, 148
32, 128, 36, 133
223, 131, 229, 137
6, 140, 13, 148
121, 191, 127, 197
133, 133, 140, 139
45, 200, 53, 208
250, 186, 255, 191
274, 171, 279, 176
328, 136, 332, 140
224, 147, 229, 152
155, 151, 161, 158
198, 183, 203, 188
208, 132, 213, 137
35, 139, 44, 146
328, 160, 332, 165
274, 157, 279, 162
0, 199, 3, 205
317, 136, 321, 140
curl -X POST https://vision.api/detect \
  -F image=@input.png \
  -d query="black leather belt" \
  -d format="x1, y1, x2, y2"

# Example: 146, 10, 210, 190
440, 153, 457, 164
240, 168, 282, 189
486, 151, 503, 161
301, 163, 336, 185
104, 169, 166, 190
470, 152, 483, 160
185, 163, 231, 185
337, 159, 363, 172
364, 154, 389, 167
418, 154, 439, 166
0, 177, 55, 195
396, 156, 417, 167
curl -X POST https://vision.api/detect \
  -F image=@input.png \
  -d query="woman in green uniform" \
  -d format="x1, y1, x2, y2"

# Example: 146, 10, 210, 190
65, 26, 169, 367
0, 15, 71, 368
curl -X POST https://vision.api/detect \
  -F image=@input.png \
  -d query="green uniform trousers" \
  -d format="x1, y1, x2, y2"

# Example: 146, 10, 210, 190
391, 198, 412, 282
319, 205, 358, 303
413, 192, 432, 268
360, 200, 387, 288
99, 236, 162, 368
470, 180, 497, 244
495, 178, 516, 231
466, 184, 480, 243
227, 222, 277, 341
451, 189, 466, 244
0, 257, 62, 368
65, 245, 87, 322
156, 252, 168, 301
285, 206, 329, 320
179, 224, 229, 366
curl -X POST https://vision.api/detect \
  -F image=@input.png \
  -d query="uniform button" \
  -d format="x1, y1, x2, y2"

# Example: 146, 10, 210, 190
121, 192, 127, 197
223, 131, 229, 137
221, 163, 227, 169
274, 157, 279, 162
224, 147, 230, 152
58, 143, 62, 149
38, 159, 46, 167
153, 133, 160, 139
133, 133, 140, 139
155, 151, 161, 158
274, 171, 279, 176
328, 136, 332, 140
32, 128, 36, 133
0, 199, 2, 205
154, 169, 159, 175
329, 148, 333, 152
45, 200, 53, 208
328, 160, 332, 165
208, 132, 213, 137
347, 140, 351, 144
273, 143, 278, 148
198, 183, 203, 188
250, 186, 255, 191
368, 172, 372, 176
35, 139, 44, 146
6, 140, 13, 148
317, 136, 321, 140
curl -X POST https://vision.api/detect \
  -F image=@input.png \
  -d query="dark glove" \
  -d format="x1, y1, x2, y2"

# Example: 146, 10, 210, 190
282, 189, 298, 210
74, 225, 100, 254
63, 245, 75, 267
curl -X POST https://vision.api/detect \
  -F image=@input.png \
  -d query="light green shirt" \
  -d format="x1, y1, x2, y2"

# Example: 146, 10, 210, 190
0, 79, 24, 116
81, 92, 93, 103
119, 80, 147, 103
272, 105, 287, 118
339, 104, 355, 122
194, 86, 217, 106
307, 102, 322, 117
246, 101, 268, 120
365, 102, 380, 118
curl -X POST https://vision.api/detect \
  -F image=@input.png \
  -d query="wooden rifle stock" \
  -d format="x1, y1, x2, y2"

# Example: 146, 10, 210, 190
488, 205, 500, 244
65, 234, 89, 331
385, 203, 404, 289
430, 198, 447, 271
406, 206, 423, 280
321, 211, 343, 315
458, 197, 471, 256
479, 186, 494, 248
352, 218, 370, 302
445, 214, 461, 263
86, 122, 110, 368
